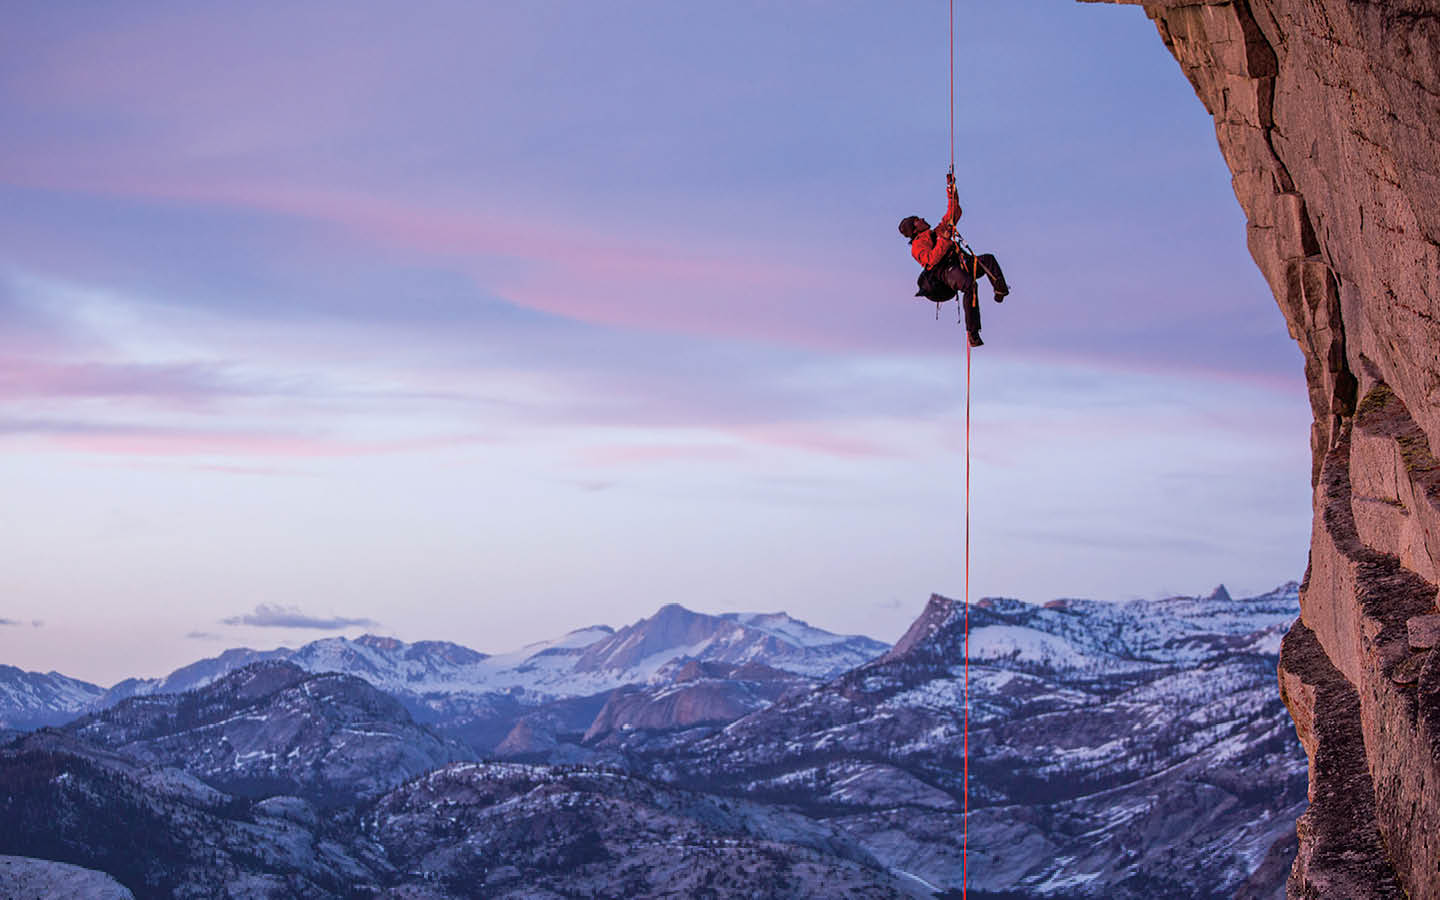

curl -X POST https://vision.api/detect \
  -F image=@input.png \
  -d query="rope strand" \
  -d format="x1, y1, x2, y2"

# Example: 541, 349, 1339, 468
963, 338, 971, 899
955, 7, 969, 898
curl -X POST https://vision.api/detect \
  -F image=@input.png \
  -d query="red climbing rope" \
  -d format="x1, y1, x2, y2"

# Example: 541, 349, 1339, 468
949, 0, 955, 173
953, 2, 970, 896
963, 338, 971, 899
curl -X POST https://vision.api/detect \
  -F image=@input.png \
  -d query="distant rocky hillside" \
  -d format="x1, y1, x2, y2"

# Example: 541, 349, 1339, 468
579, 659, 810, 747
0, 666, 103, 731
65, 661, 474, 806
0, 856, 134, 900
0, 730, 397, 897
634, 584, 1305, 898
366, 762, 920, 898
101, 646, 293, 706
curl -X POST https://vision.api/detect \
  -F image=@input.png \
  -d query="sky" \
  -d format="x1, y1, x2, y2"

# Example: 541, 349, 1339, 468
0, 2, 1314, 685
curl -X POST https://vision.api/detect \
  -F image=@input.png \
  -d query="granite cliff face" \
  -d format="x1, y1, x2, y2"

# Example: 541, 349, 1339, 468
1090, 1, 1440, 894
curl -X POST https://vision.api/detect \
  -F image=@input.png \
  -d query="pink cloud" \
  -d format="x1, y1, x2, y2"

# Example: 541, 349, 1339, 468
0, 357, 240, 406
580, 442, 747, 467
577, 423, 904, 468
0, 167, 902, 351
726, 423, 900, 459
3, 420, 487, 459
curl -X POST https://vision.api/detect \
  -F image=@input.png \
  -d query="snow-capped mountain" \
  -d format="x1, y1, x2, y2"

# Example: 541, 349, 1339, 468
575, 604, 884, 680
89, 606, 883, 716
66, 661, 474, 806
908, 581, 1300, 674
0, 605, 883, 756
100, 647, 291, 706
0, 666, 104, 730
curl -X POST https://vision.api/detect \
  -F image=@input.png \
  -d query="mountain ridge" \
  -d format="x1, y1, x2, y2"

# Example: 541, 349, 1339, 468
0, 666, 105, 731
0, 582, 1307, 897
91, 604, 883, 708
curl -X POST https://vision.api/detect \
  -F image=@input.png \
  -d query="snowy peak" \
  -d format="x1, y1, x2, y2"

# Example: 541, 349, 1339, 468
1149, 581, 1299, 635
575, 604, 725, 673
44, 606, 881, 731
354, 634, 488, 666
0, 665, 105, 730
718, 611, 860, 648
289, 635, 447, 689
878, 592, 1031, 664
881, 593, 961, 663
879, 583, 1301, 676
490, 625, 614, 663
574, 603, 885, 679
98, 646, 291, 708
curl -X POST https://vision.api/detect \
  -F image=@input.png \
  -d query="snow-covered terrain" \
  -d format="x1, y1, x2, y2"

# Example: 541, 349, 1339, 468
637, 584, 1306, 899
87, 606, 885, 718
0, 583, 1306, 898
0, 604, 884, 760
0, 666, 104, 730
0, 855, 134, 899
66, 661, 474, 806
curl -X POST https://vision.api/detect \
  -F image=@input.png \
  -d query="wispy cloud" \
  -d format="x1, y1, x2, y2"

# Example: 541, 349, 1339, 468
553, 478, 619, 493
0, 415, 488, 458
222, 604, 377, 630
0, 357, 258, 404
580, 442, 746, 467
728, 423, 898, 459
185, 631, 223, 640
3, 173, 894, 352
188, 463, 311, 477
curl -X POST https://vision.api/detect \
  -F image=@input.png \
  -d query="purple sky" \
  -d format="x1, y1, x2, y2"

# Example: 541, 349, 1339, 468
0, 2, 1312, 685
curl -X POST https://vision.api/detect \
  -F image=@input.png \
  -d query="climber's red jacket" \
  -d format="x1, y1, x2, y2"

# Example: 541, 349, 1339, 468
911, 190, 962, 269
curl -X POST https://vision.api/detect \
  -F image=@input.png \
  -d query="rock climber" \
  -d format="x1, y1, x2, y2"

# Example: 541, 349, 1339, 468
899, 172, 1010, 347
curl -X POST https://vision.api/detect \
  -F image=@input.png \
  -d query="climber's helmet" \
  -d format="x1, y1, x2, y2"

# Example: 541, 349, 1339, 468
898, 216, 927, 240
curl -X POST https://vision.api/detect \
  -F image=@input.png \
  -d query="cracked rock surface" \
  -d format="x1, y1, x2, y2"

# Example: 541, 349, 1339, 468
1088, 0, 1440, 893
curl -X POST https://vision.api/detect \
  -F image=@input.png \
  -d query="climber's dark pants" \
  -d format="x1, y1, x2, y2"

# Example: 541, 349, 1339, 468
940, 253, 1008, 336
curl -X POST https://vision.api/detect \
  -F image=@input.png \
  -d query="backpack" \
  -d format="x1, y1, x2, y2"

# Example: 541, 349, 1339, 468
915, 266, 956, 303
914, 247, 968, 303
